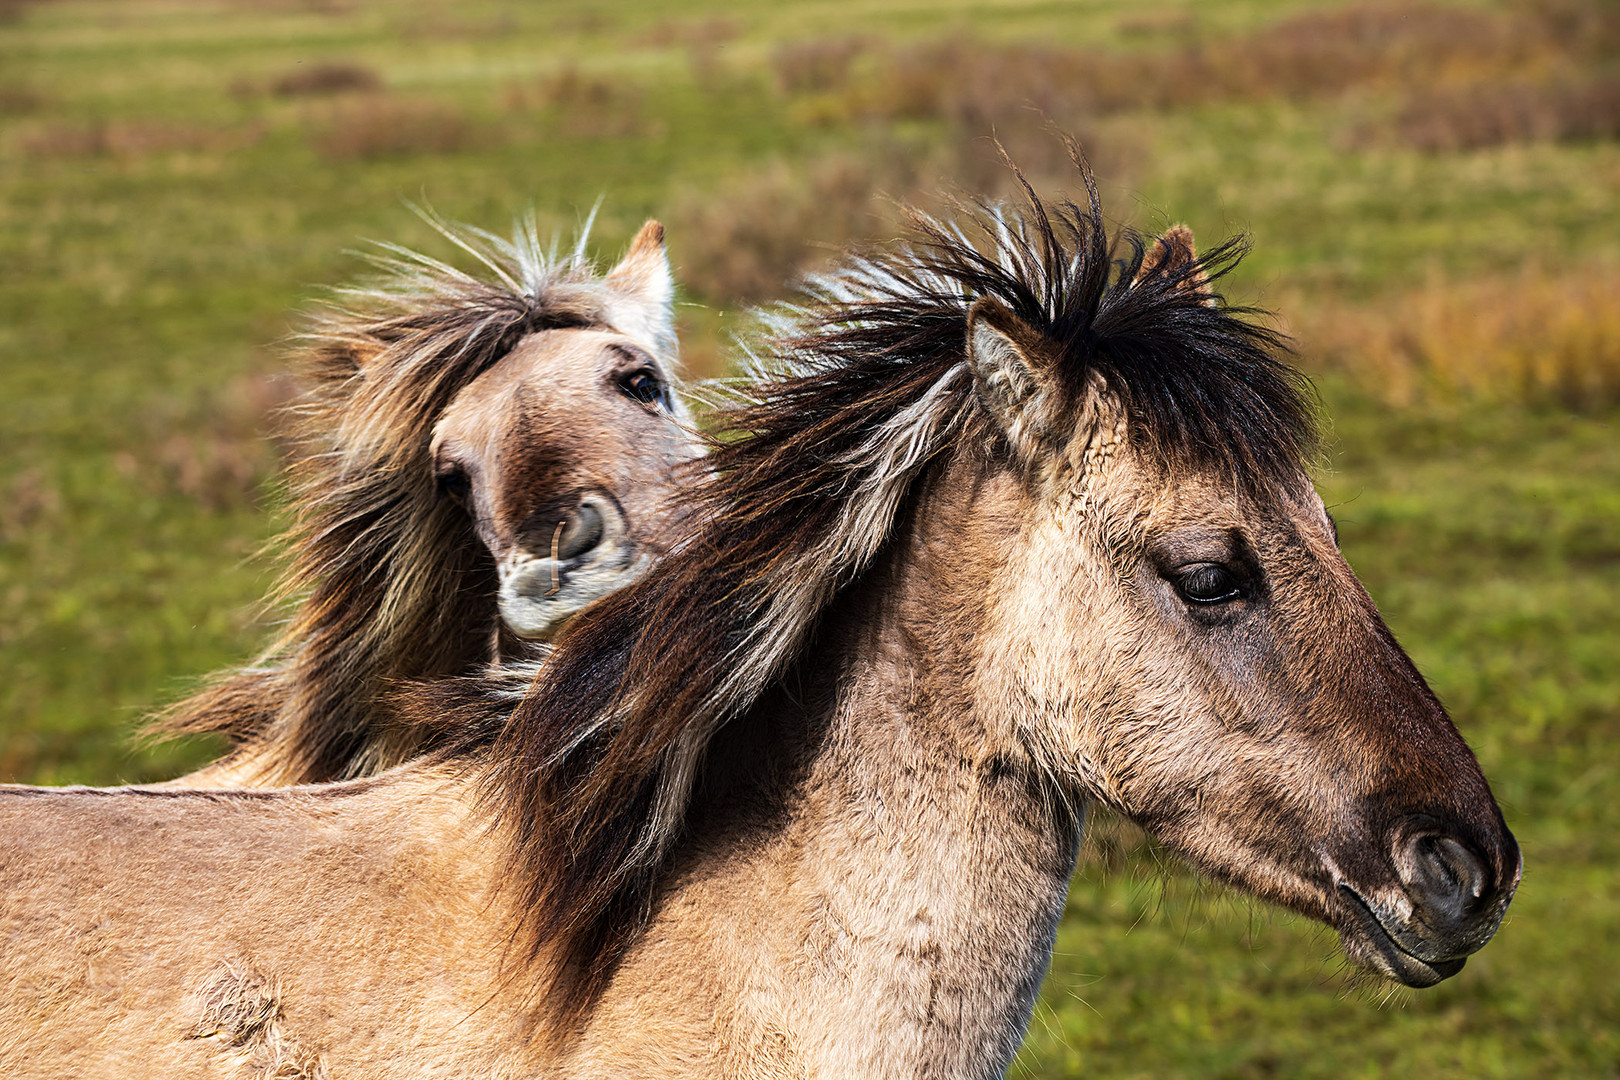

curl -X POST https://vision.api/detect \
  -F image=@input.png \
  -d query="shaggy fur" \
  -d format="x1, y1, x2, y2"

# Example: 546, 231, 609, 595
157, 214, 691, 785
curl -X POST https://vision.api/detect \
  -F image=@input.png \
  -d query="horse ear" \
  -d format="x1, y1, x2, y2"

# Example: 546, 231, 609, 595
1134, 223, 1215, 306
967, 296, 1065, 458
604, 219, 678, 362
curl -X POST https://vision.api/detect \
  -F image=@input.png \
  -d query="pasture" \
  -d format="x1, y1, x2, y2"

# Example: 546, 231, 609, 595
0, 0, 1615, 1075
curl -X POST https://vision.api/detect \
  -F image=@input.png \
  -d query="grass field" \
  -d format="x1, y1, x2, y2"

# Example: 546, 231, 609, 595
1, 0, 1616, 1075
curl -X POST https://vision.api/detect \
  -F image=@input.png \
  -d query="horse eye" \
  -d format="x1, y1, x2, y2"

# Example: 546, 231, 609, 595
436, 467, 471, 503
618, 369, 668, 411
1176, 563, 1243, 604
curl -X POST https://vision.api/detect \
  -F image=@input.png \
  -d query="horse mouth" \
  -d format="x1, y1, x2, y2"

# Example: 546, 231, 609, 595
497, 495, 646, 640
1336, 884, 1467, 987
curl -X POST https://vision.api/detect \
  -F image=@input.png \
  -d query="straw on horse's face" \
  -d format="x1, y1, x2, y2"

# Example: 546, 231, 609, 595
968, 292, 1520, 984
432, 325, 689, 644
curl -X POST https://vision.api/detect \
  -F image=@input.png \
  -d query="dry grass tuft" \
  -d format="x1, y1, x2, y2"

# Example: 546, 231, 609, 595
501, 65, 649, 137
1197, 5, 1543, 102
1384, 75, 1620, 152
671, 153, 905, 305
775, 3, 1603, 130
270, 60, 382, 98
1292, 263, 1620, 410
116, 372, 294, 511
311, 96, 473, 160
630, 16, 740, 51
629, 16, 742, 90
670, 120, 1130, 307
0, 82, 46, 115
0, 468, 63, 546
0, 0, 40, 24
773, 37, 869, 95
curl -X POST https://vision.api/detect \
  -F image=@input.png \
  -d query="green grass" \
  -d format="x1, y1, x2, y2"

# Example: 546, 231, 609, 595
1, 0, 1616, 1074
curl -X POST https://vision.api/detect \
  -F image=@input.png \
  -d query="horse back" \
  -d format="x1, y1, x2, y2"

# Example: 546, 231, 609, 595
0, 769, 536, 1078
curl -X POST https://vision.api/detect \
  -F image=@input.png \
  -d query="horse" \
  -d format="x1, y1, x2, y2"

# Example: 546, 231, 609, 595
157, 215, 699, 787
0, 158, 1519, 1079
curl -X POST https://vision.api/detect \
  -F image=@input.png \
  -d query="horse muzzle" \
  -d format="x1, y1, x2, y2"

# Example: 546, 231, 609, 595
497, 493, 646, 639
1330, 816, 1522, 987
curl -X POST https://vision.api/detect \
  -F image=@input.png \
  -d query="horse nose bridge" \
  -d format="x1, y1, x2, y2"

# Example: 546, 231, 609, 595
1311, 606, 1486, 800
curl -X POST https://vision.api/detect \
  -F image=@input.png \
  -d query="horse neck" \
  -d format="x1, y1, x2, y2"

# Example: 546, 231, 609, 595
592, 453, 1080, 1079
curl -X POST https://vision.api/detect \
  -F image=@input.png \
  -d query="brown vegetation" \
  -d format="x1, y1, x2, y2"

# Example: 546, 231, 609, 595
772, 36, 869, 95
311, 96, 473, 160
502, 65, 649, 138
0, 83, 45, 115
120, 371, 293, 511
670, 122, 1127, 306
1384, 76, 1620, 152
1292, 262, 1620, 410
671, 153, 906, 305
775, 3, 1615, 139
0, 468, 62, 547
270, 60, 382, 97
630, 15, 740, 51
19, 120, 263, 159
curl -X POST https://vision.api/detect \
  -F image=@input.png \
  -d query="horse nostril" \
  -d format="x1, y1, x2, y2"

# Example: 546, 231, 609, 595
553, 502, 605, 561
1405, 834, 1490, 922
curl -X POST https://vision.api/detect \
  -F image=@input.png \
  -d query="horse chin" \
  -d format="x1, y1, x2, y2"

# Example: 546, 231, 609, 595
497, 544, 644, 640
1335, 884, 1469, 988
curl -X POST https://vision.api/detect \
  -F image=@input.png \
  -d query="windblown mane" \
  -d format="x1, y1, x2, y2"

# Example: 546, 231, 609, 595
479, 155, 1319, 1023
159, 212, 667, 784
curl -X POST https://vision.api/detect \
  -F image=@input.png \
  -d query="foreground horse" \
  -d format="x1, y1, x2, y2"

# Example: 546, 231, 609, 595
161, 216, 696, 786
0, 164, 1518, 1078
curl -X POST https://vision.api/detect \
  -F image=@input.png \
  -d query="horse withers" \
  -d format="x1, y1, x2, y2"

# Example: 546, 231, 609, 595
0, 160, 1518, 1079
159, 216, 699, 786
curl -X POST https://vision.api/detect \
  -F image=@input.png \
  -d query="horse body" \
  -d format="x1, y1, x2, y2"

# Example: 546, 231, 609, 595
0, 772, 530, 1078
0, 162, 1519, 1078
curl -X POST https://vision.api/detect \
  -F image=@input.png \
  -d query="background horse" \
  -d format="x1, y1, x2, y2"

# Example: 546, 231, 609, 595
0, 161, 1518, 1079
161, 216, 698, 786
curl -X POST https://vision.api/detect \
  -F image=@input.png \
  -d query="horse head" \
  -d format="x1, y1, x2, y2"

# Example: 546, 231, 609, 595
963, 223, 1520, 988
160, 218, 700, 785
428, 222, 695, 649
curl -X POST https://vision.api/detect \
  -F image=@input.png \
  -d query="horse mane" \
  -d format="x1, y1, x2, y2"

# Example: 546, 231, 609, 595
475, 152, 1320, 1026
157, 212, 662, 783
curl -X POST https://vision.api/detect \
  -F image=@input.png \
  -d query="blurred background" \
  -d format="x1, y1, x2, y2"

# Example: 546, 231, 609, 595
1, 0, 1615, 1075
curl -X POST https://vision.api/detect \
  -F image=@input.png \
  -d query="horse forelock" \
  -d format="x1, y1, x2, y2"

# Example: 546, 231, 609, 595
157, 215, 655, 783
487, 153, 1320, 1027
